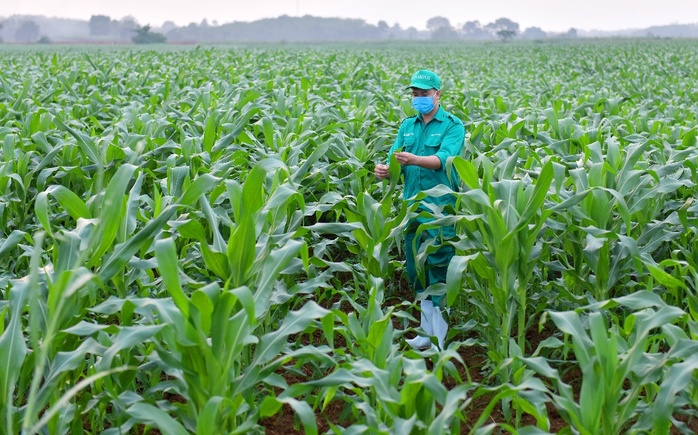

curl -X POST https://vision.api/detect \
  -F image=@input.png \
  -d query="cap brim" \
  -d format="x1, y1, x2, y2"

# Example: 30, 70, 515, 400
408, 82, 434, 90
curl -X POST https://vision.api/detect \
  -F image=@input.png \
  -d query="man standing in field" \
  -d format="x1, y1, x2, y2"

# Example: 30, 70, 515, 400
375, 69, 465, 351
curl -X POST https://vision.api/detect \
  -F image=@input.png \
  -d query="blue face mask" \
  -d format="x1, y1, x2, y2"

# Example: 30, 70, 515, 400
412, 95, 435, 114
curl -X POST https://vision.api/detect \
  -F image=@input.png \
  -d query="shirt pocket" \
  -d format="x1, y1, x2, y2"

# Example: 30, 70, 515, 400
402, 136, 416, 152
424, 136, 442, 155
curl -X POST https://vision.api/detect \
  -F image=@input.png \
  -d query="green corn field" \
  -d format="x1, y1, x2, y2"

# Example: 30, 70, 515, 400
0, 40, 697, 434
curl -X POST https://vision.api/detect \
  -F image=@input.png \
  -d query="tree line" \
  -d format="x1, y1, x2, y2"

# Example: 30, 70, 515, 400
0, 15, 166, 44
1, 14, 696, 44
0, 15, 569, 44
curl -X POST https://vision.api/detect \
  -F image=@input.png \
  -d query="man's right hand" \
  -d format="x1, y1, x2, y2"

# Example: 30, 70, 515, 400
375, 164, 389, 179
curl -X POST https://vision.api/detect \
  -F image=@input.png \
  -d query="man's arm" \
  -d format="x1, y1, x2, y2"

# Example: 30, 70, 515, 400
394, 120, 464, 170
393, 153, 441, 169
432, 122, 466, 171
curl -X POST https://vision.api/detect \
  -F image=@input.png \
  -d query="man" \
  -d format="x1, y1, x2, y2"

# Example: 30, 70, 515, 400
375, 69, 465, 351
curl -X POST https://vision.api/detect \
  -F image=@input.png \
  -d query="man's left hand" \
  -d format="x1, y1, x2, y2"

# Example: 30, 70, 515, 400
394, 152, 442, 170
394, 152, 416, 166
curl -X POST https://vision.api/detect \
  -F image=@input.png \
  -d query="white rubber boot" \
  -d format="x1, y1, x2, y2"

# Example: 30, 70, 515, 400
406, 299, 434, 350
431, 304, 448, 351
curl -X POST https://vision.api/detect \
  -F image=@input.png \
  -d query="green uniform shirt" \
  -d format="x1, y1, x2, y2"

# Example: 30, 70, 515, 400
387, 106, 465, 208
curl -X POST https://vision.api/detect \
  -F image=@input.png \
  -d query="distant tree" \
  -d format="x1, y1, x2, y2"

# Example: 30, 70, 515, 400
175, 22, 204, 41
384, 22, 403, 39
15, 20, 40, 43
119, 16, 139, 40
432, 26, 459, 40
497, 29, 517, 41
521, 27, 547, 39
426, 16, 451, 32
462, 20, 479, 34
88, 15, 112, 36
484, 17, 520, 38
426, 16, 458, 39
375, 20, 388, 37
132, 25, 167, 44
0, 22, 3, 43
37, 35, 51, 44
566, 28, 578, 38
160, 21, 177, 34
462, 20, 489, 39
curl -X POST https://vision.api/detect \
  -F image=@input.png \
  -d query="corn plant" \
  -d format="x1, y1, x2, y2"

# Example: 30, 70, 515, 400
1, 41, 698, 434
445, 157, 554, 380
521, 291, 698, 434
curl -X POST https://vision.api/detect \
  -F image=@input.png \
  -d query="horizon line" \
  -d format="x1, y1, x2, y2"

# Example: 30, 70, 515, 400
1, 12, 697, 34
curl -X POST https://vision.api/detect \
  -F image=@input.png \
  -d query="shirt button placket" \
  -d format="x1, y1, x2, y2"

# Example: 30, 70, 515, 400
417, 123, 425, 191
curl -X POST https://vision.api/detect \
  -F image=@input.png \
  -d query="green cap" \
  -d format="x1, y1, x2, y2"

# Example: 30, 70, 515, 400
409, 69, 441, 90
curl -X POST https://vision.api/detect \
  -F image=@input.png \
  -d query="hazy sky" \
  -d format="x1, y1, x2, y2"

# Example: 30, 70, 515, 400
4, 0, 697, 32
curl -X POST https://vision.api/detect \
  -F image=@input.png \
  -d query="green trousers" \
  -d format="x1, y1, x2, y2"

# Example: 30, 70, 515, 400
403, 221, 455, 307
